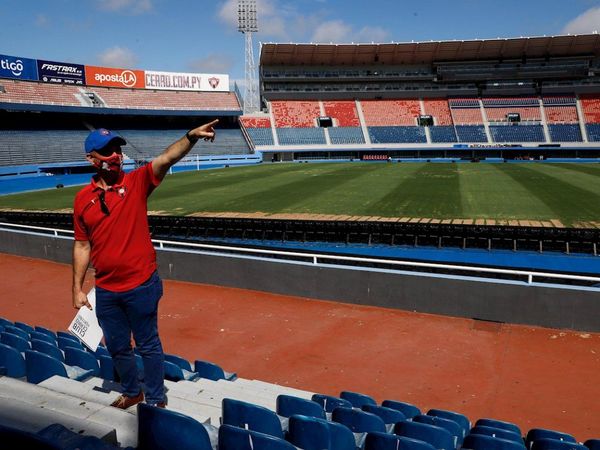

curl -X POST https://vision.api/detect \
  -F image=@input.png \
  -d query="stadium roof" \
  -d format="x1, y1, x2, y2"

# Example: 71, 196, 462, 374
260, 34, 600, 66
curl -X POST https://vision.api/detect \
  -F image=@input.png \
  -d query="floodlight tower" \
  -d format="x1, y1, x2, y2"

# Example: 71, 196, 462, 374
238, 0, 259, 114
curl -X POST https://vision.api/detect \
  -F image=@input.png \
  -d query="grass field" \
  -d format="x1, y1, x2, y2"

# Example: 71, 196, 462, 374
1, 162, 600, 227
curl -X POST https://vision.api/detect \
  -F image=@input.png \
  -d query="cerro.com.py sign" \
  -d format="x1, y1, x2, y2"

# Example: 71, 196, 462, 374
85, 65, 145, 89
0, 54, 39, 81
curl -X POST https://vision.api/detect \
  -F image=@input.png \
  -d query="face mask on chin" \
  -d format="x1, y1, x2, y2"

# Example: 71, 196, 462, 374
93, 152, 123, 182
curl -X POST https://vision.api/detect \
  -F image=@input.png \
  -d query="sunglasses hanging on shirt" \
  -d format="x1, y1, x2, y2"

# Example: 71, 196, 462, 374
98, 191, 110, 216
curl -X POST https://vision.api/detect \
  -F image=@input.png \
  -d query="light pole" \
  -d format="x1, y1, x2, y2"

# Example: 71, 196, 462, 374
238, 0, 259, 114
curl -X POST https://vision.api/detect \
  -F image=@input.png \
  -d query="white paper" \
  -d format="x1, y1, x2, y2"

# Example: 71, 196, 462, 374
68, 288, 103, 352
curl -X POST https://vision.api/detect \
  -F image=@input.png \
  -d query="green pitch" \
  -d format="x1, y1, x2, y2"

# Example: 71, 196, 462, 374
1, 162, 600, 227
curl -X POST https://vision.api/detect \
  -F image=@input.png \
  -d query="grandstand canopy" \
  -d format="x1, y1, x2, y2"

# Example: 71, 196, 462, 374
260, 34, 600, 66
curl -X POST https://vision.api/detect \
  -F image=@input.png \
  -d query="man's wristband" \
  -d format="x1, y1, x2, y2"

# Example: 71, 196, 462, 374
186, 130, 199, 144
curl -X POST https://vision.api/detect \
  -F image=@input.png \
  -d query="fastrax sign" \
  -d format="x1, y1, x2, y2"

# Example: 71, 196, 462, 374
0, 54, 38, 81
38, 59, 85, 85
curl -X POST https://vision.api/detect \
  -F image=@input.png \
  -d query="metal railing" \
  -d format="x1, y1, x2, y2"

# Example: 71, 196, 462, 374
1, 221, 599, 289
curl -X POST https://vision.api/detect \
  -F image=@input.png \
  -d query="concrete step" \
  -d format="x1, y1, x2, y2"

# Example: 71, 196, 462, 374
0, 396, 117, 444
80, 376, 216, 425
233, 378, 315, 399
0, 377, 136, 447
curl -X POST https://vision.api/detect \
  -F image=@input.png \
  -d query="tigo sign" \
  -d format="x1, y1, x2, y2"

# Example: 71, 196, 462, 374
0, 54, 38, 81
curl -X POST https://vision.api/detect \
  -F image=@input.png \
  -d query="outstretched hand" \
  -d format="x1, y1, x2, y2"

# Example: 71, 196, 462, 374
189, 119, 219, 142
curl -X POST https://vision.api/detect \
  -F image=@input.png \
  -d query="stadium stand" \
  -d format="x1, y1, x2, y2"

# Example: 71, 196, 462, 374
276, 127, 326, 145
361, 99, 421, 126
271, 100, 321, 127
0, 79, 82, 107
423, 99, 453, 125
323, 100, 361, 127
239, 116, 275, 146
581, 95, 600, 142
449, 105, 484, 124
455, 125, 488, 142
489, 124, 545, 142
368, 126, 427, 144
429, 125, 458, 143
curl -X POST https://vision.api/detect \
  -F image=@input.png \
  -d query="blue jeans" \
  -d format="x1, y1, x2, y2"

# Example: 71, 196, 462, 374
95, 271, 165, 405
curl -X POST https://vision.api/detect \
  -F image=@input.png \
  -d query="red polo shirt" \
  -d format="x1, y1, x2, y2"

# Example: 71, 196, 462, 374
73, 163, 161, 292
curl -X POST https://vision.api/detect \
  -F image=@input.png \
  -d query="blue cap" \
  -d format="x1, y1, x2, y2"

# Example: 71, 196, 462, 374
84, 128, 126, 153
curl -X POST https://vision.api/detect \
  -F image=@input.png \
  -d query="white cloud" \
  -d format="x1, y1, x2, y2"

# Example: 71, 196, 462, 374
98, 0, 153, 14
98, 46, 139, 68
562, 7, 600, 34
188, 54, 234, 73
311, 20, 351, 43
355, 26, 390, 43
35, 14, 49, 27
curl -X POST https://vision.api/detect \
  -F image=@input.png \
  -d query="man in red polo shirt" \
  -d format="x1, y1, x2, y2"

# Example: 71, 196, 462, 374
72, 120, 218, 408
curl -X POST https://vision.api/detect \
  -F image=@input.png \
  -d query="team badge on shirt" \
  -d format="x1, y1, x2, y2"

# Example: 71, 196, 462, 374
118, 187, 127, 198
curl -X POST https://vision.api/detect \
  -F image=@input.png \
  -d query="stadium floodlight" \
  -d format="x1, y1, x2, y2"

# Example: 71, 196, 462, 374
238, 0, 259, 114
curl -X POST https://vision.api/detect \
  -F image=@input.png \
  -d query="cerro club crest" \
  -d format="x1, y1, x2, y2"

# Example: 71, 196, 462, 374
208, 77, 220, 89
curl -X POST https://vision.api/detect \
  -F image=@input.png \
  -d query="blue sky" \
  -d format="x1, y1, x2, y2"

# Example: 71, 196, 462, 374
1, 0, 599, 89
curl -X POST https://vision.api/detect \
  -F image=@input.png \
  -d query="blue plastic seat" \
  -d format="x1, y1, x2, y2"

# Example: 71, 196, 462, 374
57, 336, 84, 352
276, 394, 326, 419
526, 429, 577, 449
194, 359, 237, 381
0, 342, 26, 378
394, 421, 455, 450
469, 426, 525, 446
14, 321, 34, 334
95, 344, 110, 358
362, 404, 406, 428
137, 402, 213, 450
475, 418, 521, 436
97, 354, 115, 381
364, 431, 436, 450
0, 317, 13, 328
382, 399, 421, 419
34, 326, 57, 339
164, 360, 200, 382
29, 331, 56, 345
165, 353, 193, 371
222, 398, 284, 439
414, 414, 463, 447
427, 408, 470, 438
584, 439, 600, 450
463, 434, 528, 450
31, 339, 64, 362
1, 331, 30, 352
24, 350, 94, 384
531, 438, 588, 450
340, 390, 377, 408
312, 393, 353, 413
4, 326, 30, 341
56, 331, 80, 342
218, 424, 296, 450
63, 346, 101, 377
287, 414, 356, 450
0, 423, 62, 449
332, 406, 386, 434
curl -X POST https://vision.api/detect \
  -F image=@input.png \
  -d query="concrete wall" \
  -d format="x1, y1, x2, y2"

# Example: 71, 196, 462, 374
1, 229, 599, 331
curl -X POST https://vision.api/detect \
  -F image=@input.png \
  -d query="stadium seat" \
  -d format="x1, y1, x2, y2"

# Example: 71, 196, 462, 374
218, 424, 296, 450
63, 346, 101, 377
276, 394, 326, 419
364, 431, 437, 450
194, 359, 236, 381
13, 321, 34, 334
164, 353, 193, 371
430, 126, 458, 143
427, 408, 471, 437
331, 407, 387, 443
531, 439, 588, 450
0, 342, 26, 378
95, 344, 111, 358
584, 439, 600, 450
57, 336, 84, 352
311, 393, 353, 413
469, 426, 525, 446
413, 414, 463, 447
34, 326, 57, 339
382, 399, 422, 419
526, 429, 577, 449
56, 331, 80, 342
329, 127, 365, 144
37, 423, 119, 450
362, 404, 407, 430
222, 398, 284, 439
463, 434, 528, 450
30, 339, 64, 362
24, 350, 94, 384
137, 402, 213, 450
340, 390, 377, 408
1, 331, 30, 352
97, 354, 116, 381
29, 331, 56, 345
0, 423, 63, 450
164, 360, 200, 382
287, 414, 356, 450
394, 421, 455, 450
4, 326, 30, 341
475, 418, 521, 436
0, 317, 13, 328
